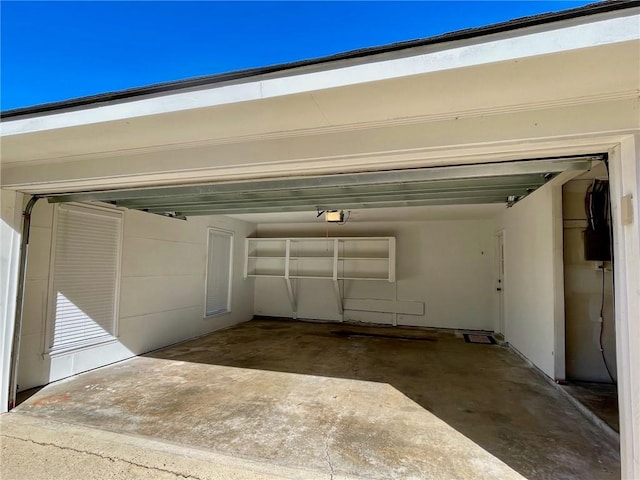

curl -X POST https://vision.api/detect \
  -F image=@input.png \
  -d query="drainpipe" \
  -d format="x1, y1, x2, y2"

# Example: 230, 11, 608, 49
8, 195, 40, 410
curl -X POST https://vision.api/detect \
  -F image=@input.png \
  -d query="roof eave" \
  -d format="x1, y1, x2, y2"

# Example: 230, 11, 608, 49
2, 0, 638, 120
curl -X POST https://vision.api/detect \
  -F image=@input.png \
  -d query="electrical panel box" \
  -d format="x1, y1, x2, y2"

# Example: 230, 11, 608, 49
584, 229, 611, 261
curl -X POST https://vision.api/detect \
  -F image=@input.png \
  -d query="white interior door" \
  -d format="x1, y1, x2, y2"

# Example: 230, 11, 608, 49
495, 231, 505, 335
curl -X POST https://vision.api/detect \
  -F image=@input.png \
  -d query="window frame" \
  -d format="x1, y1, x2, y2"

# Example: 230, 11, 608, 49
204, 227, 234, 318
44, 203, 124, 355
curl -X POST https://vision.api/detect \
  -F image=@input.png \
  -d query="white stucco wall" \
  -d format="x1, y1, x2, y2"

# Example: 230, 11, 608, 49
255, 219, 495, 330
17, 202, 255, 391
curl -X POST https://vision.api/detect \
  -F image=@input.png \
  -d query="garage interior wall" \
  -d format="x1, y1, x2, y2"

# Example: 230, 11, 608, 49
563, 178, 616, 383
496, 180, 562, 379
254, 219, 495, 330
17, 201, 256, 392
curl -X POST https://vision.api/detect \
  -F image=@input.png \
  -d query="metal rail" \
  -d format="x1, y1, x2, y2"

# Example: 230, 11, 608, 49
8, 196, 40, 410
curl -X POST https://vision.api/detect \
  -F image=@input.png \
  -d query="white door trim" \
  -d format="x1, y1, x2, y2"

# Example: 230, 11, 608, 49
607, 134, 640, 478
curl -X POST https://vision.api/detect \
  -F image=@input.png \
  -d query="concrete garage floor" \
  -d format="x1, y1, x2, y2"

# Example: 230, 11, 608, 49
562, 381, 619, 433
5, 319, 619, 479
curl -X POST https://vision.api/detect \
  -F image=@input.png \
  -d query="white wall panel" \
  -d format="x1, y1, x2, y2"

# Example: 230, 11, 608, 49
16, 332, 48, 390
48, 341, 133, 382
23, 226, 52, 280
498, 182, 560, 378
117, 306, 204, 354
119, 276, 203, 318
344, 310, 394, 325
121, 237, 204, 277
21, 279, 47, 337
122, 210, 205, 244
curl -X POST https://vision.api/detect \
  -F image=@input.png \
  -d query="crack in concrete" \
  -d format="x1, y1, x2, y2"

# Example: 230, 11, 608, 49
323, 438, 335, 480
2, 434, 204, 480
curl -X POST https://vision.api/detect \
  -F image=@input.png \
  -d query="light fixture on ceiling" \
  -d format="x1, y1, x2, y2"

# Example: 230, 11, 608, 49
325, 210, 344, 222
316, 208, 351, 225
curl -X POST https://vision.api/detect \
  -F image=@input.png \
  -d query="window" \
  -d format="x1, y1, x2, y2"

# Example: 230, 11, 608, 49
205, 228, 233, 316
47, 204, 123, 353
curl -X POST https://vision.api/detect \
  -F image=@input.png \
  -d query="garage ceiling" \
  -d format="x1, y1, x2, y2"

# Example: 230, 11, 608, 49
44, 156, 599, 217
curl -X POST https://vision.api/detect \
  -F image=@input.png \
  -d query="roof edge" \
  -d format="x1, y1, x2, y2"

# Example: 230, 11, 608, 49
2, 0, 638, 120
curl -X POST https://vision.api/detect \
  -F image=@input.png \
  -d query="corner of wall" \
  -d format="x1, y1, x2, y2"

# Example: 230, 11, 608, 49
498, 182, 560, 379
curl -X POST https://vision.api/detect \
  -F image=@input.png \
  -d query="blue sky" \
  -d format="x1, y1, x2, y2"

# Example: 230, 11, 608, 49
1, 1, 596, 111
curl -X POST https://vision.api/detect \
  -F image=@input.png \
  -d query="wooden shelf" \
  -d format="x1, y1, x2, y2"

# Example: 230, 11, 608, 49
245, 237, 395, 281
340, 276, 389, 281
289, 275, 333, 279
339, 257, 389, 260
245, 237, 396, 321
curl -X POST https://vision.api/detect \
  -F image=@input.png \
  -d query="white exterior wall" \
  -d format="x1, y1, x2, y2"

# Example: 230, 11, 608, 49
17, 202, 255, 391
255, 219, 495, 330
497, 182, 562, 379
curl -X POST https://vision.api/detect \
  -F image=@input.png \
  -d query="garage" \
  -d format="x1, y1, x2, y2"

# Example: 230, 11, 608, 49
1, 3, 638, 479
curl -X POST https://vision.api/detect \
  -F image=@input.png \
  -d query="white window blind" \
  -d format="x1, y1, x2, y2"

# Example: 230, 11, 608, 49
205, 229, 233, 316
48, 204, 122, 352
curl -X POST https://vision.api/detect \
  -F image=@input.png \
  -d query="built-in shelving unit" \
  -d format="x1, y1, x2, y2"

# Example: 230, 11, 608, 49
245, 239, 287, 277
244, 237, 396, 319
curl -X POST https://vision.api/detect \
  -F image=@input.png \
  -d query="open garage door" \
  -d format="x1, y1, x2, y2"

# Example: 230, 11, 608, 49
40, 156, 599, 217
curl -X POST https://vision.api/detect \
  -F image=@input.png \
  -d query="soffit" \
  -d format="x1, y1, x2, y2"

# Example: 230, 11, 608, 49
3, 0, 635, 121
